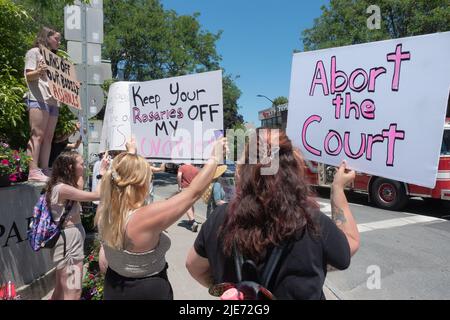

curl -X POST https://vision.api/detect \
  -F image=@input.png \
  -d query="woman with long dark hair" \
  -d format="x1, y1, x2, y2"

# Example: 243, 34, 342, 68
46, 151, 108, 299
186, 130, 360, 299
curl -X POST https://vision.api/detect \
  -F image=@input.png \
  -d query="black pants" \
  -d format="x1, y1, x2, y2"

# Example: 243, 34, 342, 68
104, 264, 173, 300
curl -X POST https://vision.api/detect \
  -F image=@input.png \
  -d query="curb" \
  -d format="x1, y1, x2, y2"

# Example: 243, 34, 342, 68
17, 268, 56, 300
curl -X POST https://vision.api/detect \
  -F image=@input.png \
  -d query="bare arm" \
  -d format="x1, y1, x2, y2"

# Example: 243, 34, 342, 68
67, 137, 81, 149
186, 246, 213, 288
150, 163, 165, 173
331, 161, 360, 256
58, 184, 100, 202
25, 59, 47, 82
138, 139, 226, 232
177, 170, 183, 190
59, 152, 109, 202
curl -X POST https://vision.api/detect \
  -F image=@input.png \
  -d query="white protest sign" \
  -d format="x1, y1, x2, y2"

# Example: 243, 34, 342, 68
40, 46, 81, 109
129, 70, 223, 163
99, 82, 134, 152
287, 32, 450, 188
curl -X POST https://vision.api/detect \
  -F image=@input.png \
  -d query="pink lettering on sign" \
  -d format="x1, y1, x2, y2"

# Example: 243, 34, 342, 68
324, 130, 342, 156
331, 56, 348, 94
309, 60, 329, 96
300, 122, 405, 166
301, 115, 322, 156
382, 124, 405, 166
344, 132, 366, 159
386, 44, 410, 91
368, 67, 386, 92
348, 68, 368, 92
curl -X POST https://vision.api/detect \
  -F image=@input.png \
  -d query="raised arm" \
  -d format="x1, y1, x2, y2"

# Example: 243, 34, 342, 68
59, 152, 110, 202
331, 161, 360, 256
150, 163, 165, 173
139, 139, 226, 232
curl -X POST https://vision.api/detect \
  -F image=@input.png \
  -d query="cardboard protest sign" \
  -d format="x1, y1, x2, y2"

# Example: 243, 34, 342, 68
99, 82, 134, 152
40, 46, 81, 109
287, 32, 450, 188
129, 70, 223, 163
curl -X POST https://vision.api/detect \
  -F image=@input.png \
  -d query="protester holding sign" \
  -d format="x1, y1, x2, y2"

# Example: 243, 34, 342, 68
186, 130, 360, 299
24, 27, 62, 182
95, 137, 226, 300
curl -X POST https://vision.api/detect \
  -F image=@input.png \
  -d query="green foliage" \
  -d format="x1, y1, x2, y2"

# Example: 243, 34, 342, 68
2, 0, 243, 147
272, 96, 288, 106
223, 74, 243, 129
0, 142, 31, 182
103, 0, 222, 80
0, 1, 32, 148
0, 0, 34, 73
54, 105, 77, 140
302, 0, 450, 51
13, 0, 89, 35
0, 66, 29, 148
103, 0, 243, 128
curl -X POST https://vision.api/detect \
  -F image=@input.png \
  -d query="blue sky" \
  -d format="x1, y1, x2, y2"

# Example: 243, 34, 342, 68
161, 0, 329, 126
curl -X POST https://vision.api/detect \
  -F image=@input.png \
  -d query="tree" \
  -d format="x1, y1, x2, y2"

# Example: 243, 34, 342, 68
302, 0, 450, 51
103, 0, 222, 81
272, 96, 288, 106
0, 0, 33, 147
103, 0, 243, 128
222, 74, 244, 129
0, 0, 86, 148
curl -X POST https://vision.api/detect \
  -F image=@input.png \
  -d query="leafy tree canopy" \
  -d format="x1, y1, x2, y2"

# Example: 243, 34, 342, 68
272, 96, 288, 106
302, 0, 450, 51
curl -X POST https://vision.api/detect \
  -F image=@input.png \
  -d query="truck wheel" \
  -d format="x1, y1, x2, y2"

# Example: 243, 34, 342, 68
370, 178, 408, 211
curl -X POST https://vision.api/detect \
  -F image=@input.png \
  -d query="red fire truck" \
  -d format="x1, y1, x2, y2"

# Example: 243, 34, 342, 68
304, 120, 450, 211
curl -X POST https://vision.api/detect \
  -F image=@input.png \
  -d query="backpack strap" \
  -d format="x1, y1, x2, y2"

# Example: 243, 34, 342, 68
57, 200, 75, 230
261, 244, 286, 288
233, 241, 287, 289
57, 200, 75, 257
232, 242, 244, 282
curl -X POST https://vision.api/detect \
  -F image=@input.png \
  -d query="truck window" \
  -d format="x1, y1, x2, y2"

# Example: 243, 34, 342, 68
441, 130, 450, 155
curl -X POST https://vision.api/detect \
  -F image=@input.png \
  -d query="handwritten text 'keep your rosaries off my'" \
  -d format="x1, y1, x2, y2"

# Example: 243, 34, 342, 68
130, 82, 220, 137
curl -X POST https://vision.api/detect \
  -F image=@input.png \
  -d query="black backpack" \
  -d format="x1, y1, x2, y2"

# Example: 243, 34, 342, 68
209, 242, 286, 300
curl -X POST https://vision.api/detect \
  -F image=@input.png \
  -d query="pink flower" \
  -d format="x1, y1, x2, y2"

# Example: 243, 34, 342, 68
1, 159, 9, 166
89, 274, 95, 280
88, 255, 94, 261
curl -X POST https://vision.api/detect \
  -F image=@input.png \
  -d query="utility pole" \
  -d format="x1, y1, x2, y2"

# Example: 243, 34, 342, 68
64, 0, 110, 187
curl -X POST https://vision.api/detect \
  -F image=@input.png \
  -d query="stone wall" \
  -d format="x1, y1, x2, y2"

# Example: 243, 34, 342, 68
0, 182, 54, 299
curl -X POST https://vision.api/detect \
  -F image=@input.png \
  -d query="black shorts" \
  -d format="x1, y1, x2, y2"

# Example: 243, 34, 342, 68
104, 263, 173, 300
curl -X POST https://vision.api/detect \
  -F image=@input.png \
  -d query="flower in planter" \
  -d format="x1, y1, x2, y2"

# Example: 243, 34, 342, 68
0, 142, 32, 183
81, 239, 105, 300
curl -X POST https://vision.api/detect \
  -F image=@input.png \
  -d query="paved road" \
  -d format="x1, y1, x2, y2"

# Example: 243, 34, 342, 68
314, 188, 450, 300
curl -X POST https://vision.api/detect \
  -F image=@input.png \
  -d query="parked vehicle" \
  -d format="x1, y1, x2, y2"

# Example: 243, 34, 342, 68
305, 120, 450, 211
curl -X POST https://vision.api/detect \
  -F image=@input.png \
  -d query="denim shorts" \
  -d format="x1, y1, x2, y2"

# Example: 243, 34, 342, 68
27, 99, 59, 117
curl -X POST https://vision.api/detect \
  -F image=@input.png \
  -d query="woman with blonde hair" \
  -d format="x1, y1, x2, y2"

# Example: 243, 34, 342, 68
95, 138, 226, 299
